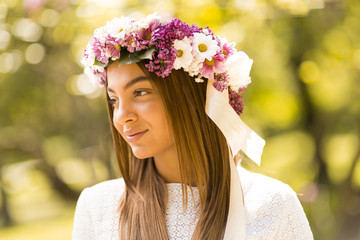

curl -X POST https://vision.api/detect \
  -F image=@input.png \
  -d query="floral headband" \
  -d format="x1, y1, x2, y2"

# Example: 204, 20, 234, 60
81, 13, 253, 115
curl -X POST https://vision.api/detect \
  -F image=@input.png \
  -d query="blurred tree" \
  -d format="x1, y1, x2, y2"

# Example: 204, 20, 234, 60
0, 165, 12, 227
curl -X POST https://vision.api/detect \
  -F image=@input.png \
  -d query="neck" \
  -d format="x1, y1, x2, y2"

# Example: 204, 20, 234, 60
153, 146, 181, 183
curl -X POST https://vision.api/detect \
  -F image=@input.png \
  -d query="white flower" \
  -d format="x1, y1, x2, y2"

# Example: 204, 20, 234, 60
81, 50, 95, 67
173, 37, 193, 70
193, 32, 219, 62
186, 60, 202, 77
195, 76, 204, 83
202, 28, 209, 35
134, 12, 160, 31
105, 16, 134, 39
84, 67, 99, 86
227, 51, 253, 90
93, 26, 107, 44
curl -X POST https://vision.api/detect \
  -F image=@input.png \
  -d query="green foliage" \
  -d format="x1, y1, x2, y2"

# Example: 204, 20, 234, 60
117, 46, 156, 66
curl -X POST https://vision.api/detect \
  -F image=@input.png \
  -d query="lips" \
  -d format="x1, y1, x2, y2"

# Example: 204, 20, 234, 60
124, 129, 148, 143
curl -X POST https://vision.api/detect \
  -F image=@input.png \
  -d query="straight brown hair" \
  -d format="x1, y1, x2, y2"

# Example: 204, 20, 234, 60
106, 61, 231, 239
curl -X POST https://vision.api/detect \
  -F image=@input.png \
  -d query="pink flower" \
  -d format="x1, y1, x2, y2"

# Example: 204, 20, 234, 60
90, 37, 108, 64
91, 69, 107, 87
221, 41, 236, 59
199, 52, 226, 80
137, 19, 160, 46
123, 33, 140, 53
105, 35, 121, 59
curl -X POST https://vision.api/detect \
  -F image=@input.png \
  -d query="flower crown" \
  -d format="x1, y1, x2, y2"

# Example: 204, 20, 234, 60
82, 13, 253, 115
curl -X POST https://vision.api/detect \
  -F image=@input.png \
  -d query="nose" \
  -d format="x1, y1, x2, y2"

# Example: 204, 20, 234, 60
113, 101, 137, 126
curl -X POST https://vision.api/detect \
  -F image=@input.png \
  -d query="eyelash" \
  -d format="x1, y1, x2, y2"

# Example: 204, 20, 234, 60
108, 89, 150, 106
133, 89, 149, 97
108, 98, 117, 106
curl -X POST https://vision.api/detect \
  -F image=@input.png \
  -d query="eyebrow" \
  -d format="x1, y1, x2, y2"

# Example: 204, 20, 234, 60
107, 76, 150, 93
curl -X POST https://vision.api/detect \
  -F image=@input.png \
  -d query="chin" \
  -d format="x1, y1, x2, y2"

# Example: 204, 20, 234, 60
131, 148, 153, 159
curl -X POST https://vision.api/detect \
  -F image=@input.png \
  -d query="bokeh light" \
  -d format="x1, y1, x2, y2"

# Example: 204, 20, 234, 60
66, 74, 102, 98
25, 43, 45, 64
0, 50, 22, 73
0, 29, 11, 50
322, 133, 359, 184
39, 9, 60, 27
0, 3, 8, 20
12, 18, 43, 42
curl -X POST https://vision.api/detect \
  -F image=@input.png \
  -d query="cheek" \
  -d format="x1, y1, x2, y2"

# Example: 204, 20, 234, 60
112, 111, 119, 129
112, 110, 124, 136
154, 109, 174, 141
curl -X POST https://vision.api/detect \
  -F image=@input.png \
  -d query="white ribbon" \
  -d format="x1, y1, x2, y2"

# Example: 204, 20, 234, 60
205, 82, 265, 163
205, 82, 265, 239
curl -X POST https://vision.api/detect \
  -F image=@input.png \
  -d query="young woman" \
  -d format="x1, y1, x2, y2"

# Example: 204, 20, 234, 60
72, 13, 313, 239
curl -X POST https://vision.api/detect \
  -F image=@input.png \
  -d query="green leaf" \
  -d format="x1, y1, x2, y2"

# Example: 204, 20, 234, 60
118, 51, 141, 66
138, 47, 156, 60
117, 47, 156, 67
117, 51, 131, 66
94, 58, 107, 67
127, 54, 141, 64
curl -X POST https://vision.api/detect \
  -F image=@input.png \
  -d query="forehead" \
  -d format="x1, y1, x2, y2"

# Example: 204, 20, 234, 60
107, 62, 146, 88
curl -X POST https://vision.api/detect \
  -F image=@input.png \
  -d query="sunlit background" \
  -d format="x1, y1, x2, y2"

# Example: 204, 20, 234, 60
0, 0, 359, 239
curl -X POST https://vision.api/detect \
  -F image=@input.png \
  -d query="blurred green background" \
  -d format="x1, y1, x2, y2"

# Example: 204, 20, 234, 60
0, 0, 359, 239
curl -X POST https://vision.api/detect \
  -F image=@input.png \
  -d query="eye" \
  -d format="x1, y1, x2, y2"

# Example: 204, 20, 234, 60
133, 89, 150, 97
108, 97, 118, 106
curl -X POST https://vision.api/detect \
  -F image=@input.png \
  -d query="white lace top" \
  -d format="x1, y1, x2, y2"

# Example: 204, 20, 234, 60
72, 167, 313, 240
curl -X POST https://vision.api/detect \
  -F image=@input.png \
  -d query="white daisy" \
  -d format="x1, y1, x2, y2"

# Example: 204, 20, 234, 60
173, 37, 193, 70
192, 32, 219, 62
105, 16, 134, 39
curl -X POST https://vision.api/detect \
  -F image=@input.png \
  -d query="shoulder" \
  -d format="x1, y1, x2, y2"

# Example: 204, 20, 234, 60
238, 166, 296, 202
238, 166, 303, 214
76, 178, 125, 214
81, 178, 125, 199
238, 166, 313, 239
73, 179, 125, 240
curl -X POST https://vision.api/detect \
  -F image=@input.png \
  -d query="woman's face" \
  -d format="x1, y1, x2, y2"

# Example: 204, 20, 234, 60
106, 63, 176, 160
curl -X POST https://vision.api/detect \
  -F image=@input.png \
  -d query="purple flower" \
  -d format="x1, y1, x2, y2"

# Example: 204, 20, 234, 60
213, 73, 229, 92
146, 18, 203, 77
228, 88, 244, 115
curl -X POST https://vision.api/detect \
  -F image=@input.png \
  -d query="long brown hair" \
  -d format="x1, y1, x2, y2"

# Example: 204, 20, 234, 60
106, 61, 231, 239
